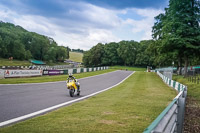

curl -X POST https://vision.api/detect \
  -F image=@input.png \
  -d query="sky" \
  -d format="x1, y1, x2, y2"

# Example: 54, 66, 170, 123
0, 0, 168, 50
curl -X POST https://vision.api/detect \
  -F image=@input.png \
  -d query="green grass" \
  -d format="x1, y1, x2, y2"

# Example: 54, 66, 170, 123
0, 58, 31, 66
173, 75, 200, 132
110, 65, 146, 71
0, 58, 69, 66
0, 69, 115, 84
0, 72, 177, 133
173, 75, 200, 101
69, 52, 83, 63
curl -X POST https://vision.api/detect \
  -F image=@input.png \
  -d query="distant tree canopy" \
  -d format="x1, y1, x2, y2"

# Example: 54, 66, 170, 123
71, 49, 84, 53
83, 40, 159, 67
0, 21, 69, 62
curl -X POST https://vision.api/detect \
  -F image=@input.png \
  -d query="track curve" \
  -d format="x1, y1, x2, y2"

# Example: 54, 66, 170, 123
0, 70, 133, 126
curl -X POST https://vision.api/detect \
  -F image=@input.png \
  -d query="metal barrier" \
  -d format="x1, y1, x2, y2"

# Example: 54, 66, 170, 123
144, 71, 187, 133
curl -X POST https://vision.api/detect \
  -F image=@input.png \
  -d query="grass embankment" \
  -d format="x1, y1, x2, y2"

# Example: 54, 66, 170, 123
110, 66, 146, 71
0, 58, 69, 66
0, 72, 176, 133
0, 69, 115, 84
0, 58, 31, 66
69, 52, 83, 63
173, 76, 200, 132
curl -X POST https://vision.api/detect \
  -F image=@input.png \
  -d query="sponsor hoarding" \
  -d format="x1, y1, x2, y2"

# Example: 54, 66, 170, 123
4, 70, 43, 78
43, 70, 64, 75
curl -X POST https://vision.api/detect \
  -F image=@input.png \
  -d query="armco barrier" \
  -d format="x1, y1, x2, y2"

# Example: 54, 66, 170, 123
2, 66, 108, 78
0, 69, 4, 79
144, 71, 187, 133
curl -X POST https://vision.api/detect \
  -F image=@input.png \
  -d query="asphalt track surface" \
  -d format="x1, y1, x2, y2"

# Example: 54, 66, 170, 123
0, 70, 133, 126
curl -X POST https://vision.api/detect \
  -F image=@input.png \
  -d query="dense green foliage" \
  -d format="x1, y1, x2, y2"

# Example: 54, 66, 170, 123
152, 0, 200, 75
83, 40, 155, 67
83, 40, 163, 67
0, 21, 69, 62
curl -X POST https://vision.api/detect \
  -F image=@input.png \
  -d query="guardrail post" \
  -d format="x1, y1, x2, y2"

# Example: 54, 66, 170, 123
177, 87, 187, 133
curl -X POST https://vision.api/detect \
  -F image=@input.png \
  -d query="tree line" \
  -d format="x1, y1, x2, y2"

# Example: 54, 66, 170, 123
71, 49, 84, 53
0, 21, 69, 63
83, 40, 157, 67
83, 0, 200, 76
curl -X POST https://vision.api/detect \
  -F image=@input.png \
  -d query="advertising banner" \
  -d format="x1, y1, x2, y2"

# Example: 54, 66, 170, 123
89, 68, 92, 72
43, 70, 64, 75
0, 69, 4, 79
4, 70, 43, 78
48, 70, 64, 75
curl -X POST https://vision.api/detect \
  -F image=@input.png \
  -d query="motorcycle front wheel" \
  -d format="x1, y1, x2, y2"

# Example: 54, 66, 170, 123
69, 88, 75, 97
77, 87, 80, 96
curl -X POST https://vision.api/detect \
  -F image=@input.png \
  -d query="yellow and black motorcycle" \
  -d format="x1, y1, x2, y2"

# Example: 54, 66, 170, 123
66, 78, 80, 97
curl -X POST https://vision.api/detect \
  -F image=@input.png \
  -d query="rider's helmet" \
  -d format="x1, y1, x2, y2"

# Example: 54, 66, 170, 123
69, 73, 73, 77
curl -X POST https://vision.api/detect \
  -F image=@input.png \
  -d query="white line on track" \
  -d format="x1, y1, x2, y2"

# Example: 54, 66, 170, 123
0, 71, 135, 127
0, 70, 120, 86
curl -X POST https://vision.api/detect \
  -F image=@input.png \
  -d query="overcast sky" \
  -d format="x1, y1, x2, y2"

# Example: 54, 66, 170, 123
0, 0, 168, 50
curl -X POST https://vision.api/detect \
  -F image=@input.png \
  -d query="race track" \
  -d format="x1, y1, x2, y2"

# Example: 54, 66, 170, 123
0, 70, 133, 126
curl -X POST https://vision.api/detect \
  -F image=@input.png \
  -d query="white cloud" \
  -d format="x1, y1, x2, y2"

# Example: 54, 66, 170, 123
0, 2, 164, 50
121, 8, 164, 40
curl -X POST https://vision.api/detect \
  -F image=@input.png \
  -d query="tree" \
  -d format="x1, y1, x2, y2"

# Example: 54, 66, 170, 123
0, 21, 70, 62
102, 42, 123, 66
117, 41, 138, 66
152, 0, 200, 76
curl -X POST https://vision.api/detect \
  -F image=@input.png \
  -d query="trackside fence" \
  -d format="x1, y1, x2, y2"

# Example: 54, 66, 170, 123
0, 66, 109, 78
144, 71, 187, 133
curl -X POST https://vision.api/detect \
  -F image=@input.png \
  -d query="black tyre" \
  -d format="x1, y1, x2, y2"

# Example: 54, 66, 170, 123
69, 88, 75, 97
77, 86, 80, 96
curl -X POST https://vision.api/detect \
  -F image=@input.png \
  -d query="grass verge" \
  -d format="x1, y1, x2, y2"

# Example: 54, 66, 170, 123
0, 69, 115, 84
173, 75, 200, 132
110, 65, 146, 71
0, 72, 177, 133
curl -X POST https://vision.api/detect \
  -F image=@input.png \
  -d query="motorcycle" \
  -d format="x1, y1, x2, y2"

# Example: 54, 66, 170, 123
66, 79, 80, 97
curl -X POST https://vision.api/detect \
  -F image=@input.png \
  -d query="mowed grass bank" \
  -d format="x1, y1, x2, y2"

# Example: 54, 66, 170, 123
0, 58, 30, 66
110, 65, 146, 71
0, 72, 177, 133
0, 58, 69, 66
69, 52, 83, 63
0, 69, 115, 84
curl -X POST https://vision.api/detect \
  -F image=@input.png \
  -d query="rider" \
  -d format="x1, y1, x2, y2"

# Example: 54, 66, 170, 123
67, 73, 80, 91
